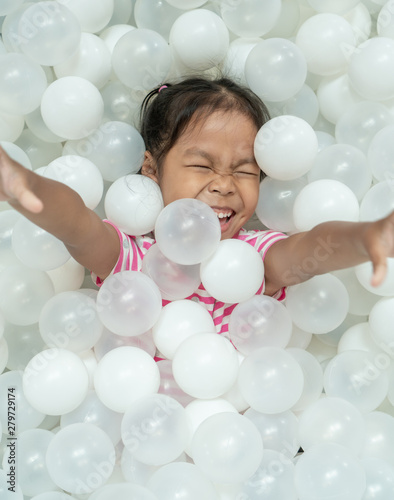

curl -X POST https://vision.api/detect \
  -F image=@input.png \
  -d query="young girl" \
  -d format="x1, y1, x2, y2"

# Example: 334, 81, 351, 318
1, 76, 394, 332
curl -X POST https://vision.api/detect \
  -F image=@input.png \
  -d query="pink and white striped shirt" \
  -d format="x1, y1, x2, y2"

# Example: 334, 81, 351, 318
93, 220, 288, 335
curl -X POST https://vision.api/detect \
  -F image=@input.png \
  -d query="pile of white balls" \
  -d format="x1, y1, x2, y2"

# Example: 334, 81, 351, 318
2, 0, 394, 499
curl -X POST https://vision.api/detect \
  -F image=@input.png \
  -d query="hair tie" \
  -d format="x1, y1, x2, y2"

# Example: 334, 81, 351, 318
159, 85, 168, 92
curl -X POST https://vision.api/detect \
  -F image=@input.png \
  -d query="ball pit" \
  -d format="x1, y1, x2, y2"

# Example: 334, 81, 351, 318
2, 1, 394, 499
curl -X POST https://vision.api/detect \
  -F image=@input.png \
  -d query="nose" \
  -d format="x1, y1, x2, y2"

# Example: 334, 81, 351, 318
208, 173, 236, 195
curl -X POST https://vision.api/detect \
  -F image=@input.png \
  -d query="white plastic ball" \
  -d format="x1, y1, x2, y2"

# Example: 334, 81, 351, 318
155, 199, 221, 265
220, 37, 260, 86
245, 38, 307, 102
254, 115, 318, 180
169, 9, 229, 71
0, 111, 24, 143
369, 297, 394, 352
348, 37, 394, 101
64, 0, 114, 33
14, 129, 63, 169
112, 28, 172, 90
100, 24, 135, 54
238, 346, 304, 414
104, 175, 163, 235
45, 423, 115, 495
94, 346, 160, 413
307, 0, 360, 13
317, 74, 362, 125
54, 33, 112, 90
1, 141, 32, 169
41, 76, 104, 140
96, 270, 162, 337
295, 13, 356, 76
12, 218, 70, 271
121, 394, 190, 466
172, 332, 239, 399
200, 239, 264, 303
46, 257, 85, 294
362, 457, 394, 500
293, 179, 360, 231
23, 348, 89, 415
368, 124, 394, 182
134, 0, 183, 41
152, 300, 215, 359
156, 359, 194, 407
360, 180, 394, 222
362, 411, 394, 467
228, 294, 293, 355
191, 412, 263, 484
355, 258, 394, 297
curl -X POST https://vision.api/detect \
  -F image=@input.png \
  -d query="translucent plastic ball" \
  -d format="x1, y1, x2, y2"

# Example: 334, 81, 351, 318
307, 0, 360, 13
294, 442, 366, 500
100, 80, 139, 125
285, 274, 350, 334
220, 37, 260, 86
46, 423, 115, 495
293, 179, 360, 231
134, 0, 183, 41
112, 28, 172, 90
295, 13, 356, 76
42, 155, 104, 210
22, 348, 89, 415
355, 258, 394, 297
245, 38, 307, 102
238, 346, 304, 414
18, 2, 81, 66
308, 144, 371, 200
228, 294, 293, 355
157, 359, 194, 407
239, 449, 296, 500
15, 129, 63, 169
360, 180, 394, 222
377, 1, 394, 38
94, 327, 156, 361
324, 350, 389, 413
0, 264, 55, 326
121, 394, 190, 466
317, 74, 362, 125
121, 446, 159, 486
254, 115, 318, 180
60, 390, 123, 446
287, 347, 324, 412
39, 291, 104, 353
104, 175, 163, 236
148, 462, 218, 500
166, 0, 208, 9
63, 121, 146, 182
26, 107, 65, 144
349, 37, 394, 101
0, 110, 24, 142
87, 483, 158, 500
0, 0, 24, 16
169, 9, 229, 71
368, 124, 394, 182
200, 239, 264, 304
1, 428, 56, 497
0, 469, 23, 500
96, 271, 162, 337
220, 0, 281, 37
155, 199, 221, 265
12, 218, 70, 271
63, 0, 114, 33
152, 300, 215, 360
191, 412, 263, 484
369, 297, 394, 352
0, 53, 47, 116
335, 101, 394, 154
172, 332, 239, 399
100, 24, 135, 54
142, 244, 201, 300
362, 411, 394, 467
244, 408, 299, 459
1, 140, 32, 169
255, 176, 308, 232
0, 370, 47, 433
298, 397, 365, 453
54, 33, 112, 90
47, 257, 85, 294
41, 76, 104, 140
94, 346, 160, 413
279, 83, 320, 127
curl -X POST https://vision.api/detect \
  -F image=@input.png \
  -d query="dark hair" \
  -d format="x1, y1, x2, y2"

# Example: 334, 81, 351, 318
139, 76, 270, 170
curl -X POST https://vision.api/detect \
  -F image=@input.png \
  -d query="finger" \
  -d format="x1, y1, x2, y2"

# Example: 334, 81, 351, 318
371, 260, 388, 287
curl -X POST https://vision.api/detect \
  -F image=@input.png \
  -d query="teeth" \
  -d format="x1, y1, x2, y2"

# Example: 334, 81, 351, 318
217, 212, 232, 218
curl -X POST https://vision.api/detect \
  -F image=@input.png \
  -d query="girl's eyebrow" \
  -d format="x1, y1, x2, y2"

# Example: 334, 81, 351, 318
183, 148, 257, 168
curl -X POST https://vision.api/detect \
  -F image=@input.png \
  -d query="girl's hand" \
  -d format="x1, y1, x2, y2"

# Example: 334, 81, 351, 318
364, 211, 394, 287
0, 146, 43, 213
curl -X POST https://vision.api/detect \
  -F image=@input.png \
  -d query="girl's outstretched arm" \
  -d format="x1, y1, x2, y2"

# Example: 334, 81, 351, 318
263, 213, 394, 295
0, 146, 119, 280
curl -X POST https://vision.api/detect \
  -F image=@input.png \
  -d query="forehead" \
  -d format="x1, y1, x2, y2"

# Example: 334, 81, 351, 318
177, 110, 257, 148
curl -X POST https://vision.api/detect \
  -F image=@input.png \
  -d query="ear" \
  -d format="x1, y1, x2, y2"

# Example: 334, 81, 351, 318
140, 151, 159, 184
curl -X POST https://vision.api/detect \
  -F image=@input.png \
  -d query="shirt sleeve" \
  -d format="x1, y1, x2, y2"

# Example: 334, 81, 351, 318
91, 220, 155, 287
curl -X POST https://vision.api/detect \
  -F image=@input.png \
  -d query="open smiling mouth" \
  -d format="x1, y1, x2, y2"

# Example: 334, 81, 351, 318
213, 209, 235, 231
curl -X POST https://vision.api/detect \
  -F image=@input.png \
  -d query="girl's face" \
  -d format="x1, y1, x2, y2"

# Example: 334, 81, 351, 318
142, 111, 261, 239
